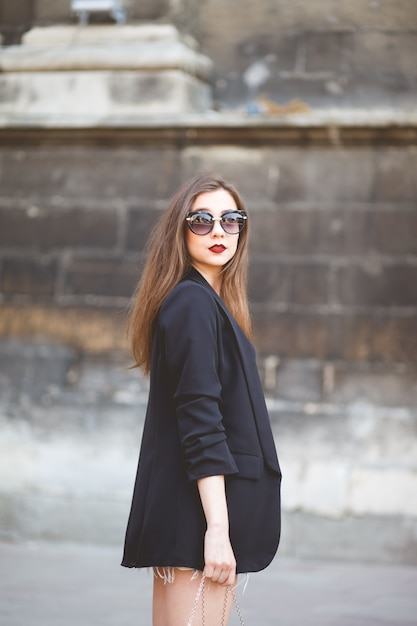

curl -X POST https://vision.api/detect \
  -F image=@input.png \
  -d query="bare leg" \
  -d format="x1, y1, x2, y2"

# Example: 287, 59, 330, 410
153, 569, 235, 626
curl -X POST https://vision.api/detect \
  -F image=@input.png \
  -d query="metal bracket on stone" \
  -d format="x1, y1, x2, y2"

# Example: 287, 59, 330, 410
71, 0, 126, 25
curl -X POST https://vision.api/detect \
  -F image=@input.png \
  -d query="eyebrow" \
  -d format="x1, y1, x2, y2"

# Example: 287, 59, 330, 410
191, 208, 237, 214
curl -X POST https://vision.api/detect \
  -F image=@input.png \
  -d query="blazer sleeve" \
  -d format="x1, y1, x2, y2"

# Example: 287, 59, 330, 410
159, 282, 239, 482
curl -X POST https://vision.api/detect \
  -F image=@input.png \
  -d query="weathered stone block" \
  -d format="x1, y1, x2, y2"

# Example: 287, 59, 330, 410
250, 210, 317, 256
304, 32, 353, 73
0, 148, 179, 201
350, 33, 417, 82
373, 149, 417, 202
337, 0, 417, 30
272, 149, 376, 204
182, 146, 270, 202
271, 399, 417, 465
275, 359, 322, 402
1, 257, 57, 297
0, 206, 118, 250
126, 208, 162, 252
350, 468, 417, 517
125, 0, 169, 21
197, 0, 417, 106
337, 315, 417, 362
237, 33, 298, 73
336, 264, 417, 306
250, 208, 370, 257
255, 76, 337, 107
369, 210, 417, 255
315, 211, 371, 256
198, 1, 416, 68
289, 263, 330, 305
253, 312, 417, 363
184, 147, 414, 206
0, 338, 78, 402
328, 366, 417, 407
347, 77, 417, 106
0, 493, 129, 545
292, 513, 417, 564
253, 312, 331, 359
0, 70, 212, 120
248, 260, 287, 304
74, 355, 148, 411
270, 153, 309, 203
64, 258, 139, 298
296, 460, 350, 518
0, 305, 125, 352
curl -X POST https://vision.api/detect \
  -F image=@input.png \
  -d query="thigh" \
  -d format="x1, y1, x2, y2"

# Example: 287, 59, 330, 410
153, 569, 234, 626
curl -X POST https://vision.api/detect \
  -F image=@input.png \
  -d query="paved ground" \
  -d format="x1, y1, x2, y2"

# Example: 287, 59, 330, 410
1, 540, 416, 626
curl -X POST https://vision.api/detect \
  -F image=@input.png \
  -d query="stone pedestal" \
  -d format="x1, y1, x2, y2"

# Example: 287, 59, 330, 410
0, 24, 213, 124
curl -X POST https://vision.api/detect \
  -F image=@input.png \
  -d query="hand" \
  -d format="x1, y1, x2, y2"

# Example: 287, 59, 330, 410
203, 526, 236, 587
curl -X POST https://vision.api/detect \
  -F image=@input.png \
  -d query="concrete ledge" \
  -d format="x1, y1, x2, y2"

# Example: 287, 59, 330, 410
0, 38, 212, 77
0, 117, 416, 146
1, 25, 211, 77
24, 24, 195, 46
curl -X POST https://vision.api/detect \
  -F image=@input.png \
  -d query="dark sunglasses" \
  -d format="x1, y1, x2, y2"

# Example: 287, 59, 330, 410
185, 210, 247, 236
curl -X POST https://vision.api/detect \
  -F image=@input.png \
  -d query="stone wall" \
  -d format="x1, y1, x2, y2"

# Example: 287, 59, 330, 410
1, 126, 416, 362
1, 123, 417, 562
32, 0, 417, 109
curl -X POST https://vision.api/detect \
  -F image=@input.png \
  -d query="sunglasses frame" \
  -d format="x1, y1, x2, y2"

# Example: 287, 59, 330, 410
185, 210, 247, 236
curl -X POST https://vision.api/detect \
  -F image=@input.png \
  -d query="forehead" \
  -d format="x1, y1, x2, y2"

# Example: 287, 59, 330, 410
192, 188, 237, 213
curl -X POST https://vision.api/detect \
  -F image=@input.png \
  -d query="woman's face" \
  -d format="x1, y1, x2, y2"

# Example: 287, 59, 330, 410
185, 188, 240, 282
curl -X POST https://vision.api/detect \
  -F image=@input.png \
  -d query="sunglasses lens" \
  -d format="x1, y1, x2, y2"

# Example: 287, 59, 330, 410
222, 212, 246, 234
187, 212, 213, 235
186, 211, 247, 235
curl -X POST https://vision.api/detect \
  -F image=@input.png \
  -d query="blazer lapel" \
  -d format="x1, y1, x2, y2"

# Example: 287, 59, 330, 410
186, 269, 280, 473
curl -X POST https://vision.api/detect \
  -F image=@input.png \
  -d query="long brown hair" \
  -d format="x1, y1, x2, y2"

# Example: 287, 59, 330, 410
127, 173, 252, 374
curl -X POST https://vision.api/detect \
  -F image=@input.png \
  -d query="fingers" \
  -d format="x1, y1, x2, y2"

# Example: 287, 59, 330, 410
224, 568, 236, 587
203, 528, 236, 586
204, 565, 236, 587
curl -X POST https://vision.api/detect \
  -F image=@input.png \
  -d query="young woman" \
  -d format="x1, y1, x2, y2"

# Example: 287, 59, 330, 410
122, 173, 281, 626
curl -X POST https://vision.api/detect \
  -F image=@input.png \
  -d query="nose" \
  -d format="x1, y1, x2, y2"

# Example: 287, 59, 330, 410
211, 217, 224, 236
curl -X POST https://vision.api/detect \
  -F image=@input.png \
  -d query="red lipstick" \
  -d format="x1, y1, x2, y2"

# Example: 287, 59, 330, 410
209, 245, 226, 253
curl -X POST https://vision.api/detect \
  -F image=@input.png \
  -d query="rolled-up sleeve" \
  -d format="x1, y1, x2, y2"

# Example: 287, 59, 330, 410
159, 284, 239, 482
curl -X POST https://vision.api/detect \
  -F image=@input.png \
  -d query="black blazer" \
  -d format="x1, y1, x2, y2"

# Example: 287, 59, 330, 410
122, 268, 281, 574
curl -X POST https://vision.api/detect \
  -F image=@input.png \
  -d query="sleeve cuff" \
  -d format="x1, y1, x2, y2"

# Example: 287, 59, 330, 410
185, 440, 239, 482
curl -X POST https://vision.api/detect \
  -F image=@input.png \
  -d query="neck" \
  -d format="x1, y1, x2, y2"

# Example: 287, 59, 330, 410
191, 264, 222, 295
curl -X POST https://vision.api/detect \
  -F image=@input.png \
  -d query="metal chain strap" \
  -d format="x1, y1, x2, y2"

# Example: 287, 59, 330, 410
187, 573, 245, 626
231, 586, 245, 626
187, 574, 205, 626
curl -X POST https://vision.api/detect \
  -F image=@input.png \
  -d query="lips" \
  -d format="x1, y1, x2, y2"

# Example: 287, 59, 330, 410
209, 245, 226, 253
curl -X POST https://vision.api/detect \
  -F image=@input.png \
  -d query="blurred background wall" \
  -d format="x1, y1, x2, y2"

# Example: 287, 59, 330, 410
33, 0, 417, 109
0, 0, 416, 564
